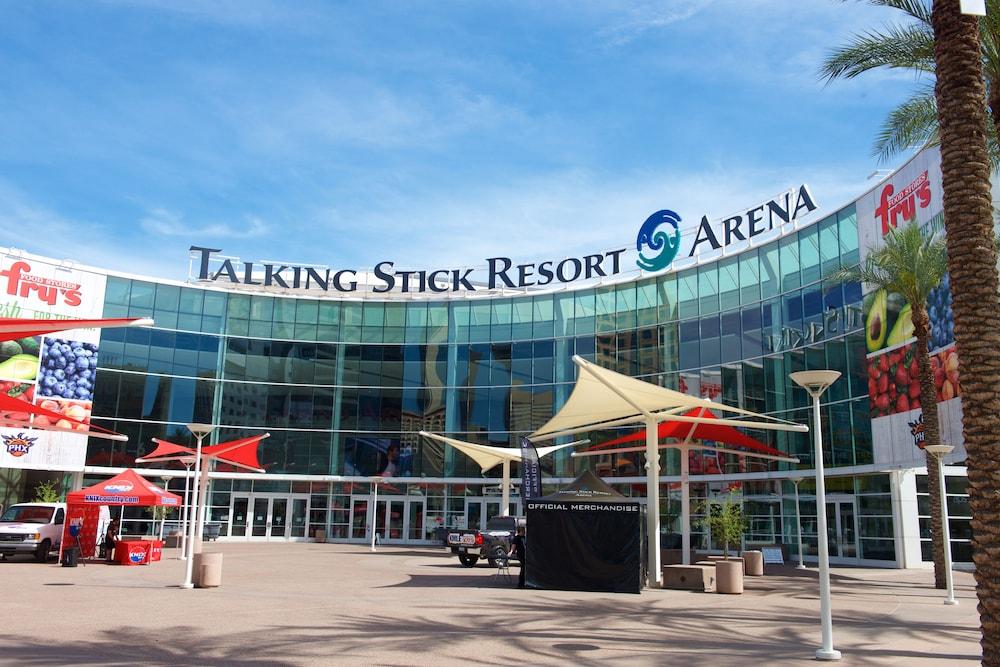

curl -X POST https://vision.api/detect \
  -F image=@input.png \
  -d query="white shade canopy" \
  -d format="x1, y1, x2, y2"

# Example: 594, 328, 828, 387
529, 356, 808, 441
418, 432, 578, 472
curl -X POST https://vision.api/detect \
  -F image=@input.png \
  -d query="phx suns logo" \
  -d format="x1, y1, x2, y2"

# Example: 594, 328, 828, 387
3, 432, 38, 458
636, 210, 682, 272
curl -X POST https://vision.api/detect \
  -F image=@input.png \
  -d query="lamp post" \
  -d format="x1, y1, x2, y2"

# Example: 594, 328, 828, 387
181, 423, 214, 590
159, 476, 173, 541
370, 476, 382, 552
179, 461, 192, 561
790, 370, 841, 662
790, 475, 806, 570
924, 444, 958, 606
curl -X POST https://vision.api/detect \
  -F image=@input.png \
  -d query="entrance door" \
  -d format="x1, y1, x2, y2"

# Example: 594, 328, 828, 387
825, 496, 858, 561
374, 497, 406, 543
228, 493, 310, 541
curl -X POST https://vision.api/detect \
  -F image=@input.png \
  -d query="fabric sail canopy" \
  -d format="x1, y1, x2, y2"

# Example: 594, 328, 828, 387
530, 356, 808, 441
0, 316, 153, 342
589, 408, 788, 458
0, 390, 127, 441
66, 468, 181, 506
136, 434, 269, 473
418, 432, 576, 472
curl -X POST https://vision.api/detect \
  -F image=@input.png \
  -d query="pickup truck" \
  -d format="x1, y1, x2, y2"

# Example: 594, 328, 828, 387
0, 502, 65, 562
446, 515, 521, 567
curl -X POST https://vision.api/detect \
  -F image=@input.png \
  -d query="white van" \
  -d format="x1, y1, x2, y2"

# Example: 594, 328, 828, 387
0, 502, 66, 561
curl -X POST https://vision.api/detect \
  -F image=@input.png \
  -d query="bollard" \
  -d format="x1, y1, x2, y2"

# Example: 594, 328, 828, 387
193, 552, 223, 588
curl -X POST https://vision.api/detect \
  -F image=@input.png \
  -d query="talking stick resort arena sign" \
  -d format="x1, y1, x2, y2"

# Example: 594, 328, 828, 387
189, 185, 817, 295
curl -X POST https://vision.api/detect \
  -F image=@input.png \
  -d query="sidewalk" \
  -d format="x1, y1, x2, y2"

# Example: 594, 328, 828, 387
3, 543, 981, 666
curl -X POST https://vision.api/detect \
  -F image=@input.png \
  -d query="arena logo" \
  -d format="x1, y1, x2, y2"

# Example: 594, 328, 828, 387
3, 432, 38, 458
636, 210, 682, 272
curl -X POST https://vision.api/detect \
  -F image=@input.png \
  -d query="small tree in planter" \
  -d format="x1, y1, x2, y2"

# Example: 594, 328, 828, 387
33, 479, 62, 503
696, 492, 748, 560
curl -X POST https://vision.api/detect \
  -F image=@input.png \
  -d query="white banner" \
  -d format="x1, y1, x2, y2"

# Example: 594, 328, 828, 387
0, 252, 108, 472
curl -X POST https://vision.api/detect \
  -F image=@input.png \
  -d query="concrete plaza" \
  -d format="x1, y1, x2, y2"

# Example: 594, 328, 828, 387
4, 543, 981, 666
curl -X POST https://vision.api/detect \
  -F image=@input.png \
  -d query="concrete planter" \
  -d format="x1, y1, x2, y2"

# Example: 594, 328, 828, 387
743, 550, 764, 576
715, 560, 744, 594
193, 552, 224, 588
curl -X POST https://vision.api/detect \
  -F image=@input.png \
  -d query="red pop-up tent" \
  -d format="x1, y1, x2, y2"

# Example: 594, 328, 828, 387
61, 469, 181, 561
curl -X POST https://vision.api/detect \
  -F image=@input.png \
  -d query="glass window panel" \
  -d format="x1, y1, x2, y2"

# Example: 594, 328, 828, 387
657, 274, 678, 323
532, 295, 555, 339
203, 290, 226, 317
678, 270, 698, 319
760, 243, 780, 299
839, 205, 860, 267
574, 291, 595, 335
273, 298, 296, 322
636, 280, 658, 327
295, 300, 319, 324
819, 215, 839, 277
595, 287, 616, 333
698, 265, 719, 314
178, 288, 203, 315
227, 295, 250, 318
718, 257, 740, 311
779, 236, 800, 292
250, 296, 274, 321
679, 319, 700, 370
720, 311, 742, 363
318, 302, 341, 326
739, 249, 761, 304
800, 225, 821, 285
700, 316, 721, 367
616, 283, 637, 331
105, 277, 131, 306
154, 284, 180, 311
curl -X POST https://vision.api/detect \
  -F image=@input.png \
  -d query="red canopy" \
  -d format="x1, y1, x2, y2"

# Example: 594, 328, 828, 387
0, 391, 127, 440
66, 469, 182, 506
591, 408, 786, 458
0, 316, 152, 342
137, 434, 268, 472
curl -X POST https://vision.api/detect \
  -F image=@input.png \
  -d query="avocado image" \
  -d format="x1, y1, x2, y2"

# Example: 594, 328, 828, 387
0, 353, 39, 381
887, 302, 915, 346
17, 336, 39, 357
0, 340, 22, 359
865, 289, 888, 352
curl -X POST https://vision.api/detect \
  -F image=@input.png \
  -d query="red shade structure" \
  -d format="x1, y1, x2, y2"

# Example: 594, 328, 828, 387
588, 408, 787, 458
137, 435, 268, 472
0, 390, 126, 440
0, 316, 153, 342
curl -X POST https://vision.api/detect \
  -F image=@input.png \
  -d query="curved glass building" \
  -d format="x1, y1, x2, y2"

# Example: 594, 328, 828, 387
0, 147, 973, 566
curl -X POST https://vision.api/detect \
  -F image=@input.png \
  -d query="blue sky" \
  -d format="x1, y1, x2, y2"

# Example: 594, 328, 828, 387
0, 1, 925, 281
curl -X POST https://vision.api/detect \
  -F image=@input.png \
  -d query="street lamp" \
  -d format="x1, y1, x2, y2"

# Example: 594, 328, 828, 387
370, 476, 382, 552
179, 460, 193, 561
789, 475, 806, 570
924, 444, 958, 606
159, 476, 173, 541
181, 423, 214, 590
790, 370, 842, 662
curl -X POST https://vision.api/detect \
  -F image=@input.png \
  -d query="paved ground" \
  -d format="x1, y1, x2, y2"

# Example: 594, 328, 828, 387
2, 542, 982, 666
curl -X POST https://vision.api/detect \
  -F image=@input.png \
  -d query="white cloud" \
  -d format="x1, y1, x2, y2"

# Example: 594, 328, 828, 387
597, 0, 714, 46
140, 208, 268, 238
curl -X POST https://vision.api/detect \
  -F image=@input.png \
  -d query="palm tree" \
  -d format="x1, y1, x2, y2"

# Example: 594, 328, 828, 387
820, 0, 1000, 163
931, 1, 1000, 664
833, 221, 950, 589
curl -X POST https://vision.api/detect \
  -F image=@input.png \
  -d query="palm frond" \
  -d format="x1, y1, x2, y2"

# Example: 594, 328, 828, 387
863, 0, 931, 24
873, 89, 939, 163
819, 23, 934, 81
832, 221, 947, 306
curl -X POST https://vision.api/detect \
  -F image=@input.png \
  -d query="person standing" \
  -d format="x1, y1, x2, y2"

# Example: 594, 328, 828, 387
104, 518, 119, 563
510, 525, 526, 589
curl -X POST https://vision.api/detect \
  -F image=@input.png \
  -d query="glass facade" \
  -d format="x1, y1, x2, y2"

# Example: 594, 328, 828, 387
75, 202, 926, 560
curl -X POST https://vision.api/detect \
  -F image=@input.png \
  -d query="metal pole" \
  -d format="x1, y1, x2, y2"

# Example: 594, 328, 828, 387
181, 433, 204, 589
793, 478, 805, 569
193, 462, 210, 552
680, 444, 691, 566
179, 465, 191, 560
935, 454, 958, 605
370, 480, 379, 552
645, 417, 661, 586
812, 392, 840, 661
501, 459, 511, 517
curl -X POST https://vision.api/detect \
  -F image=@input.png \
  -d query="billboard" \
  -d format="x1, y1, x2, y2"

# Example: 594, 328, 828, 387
0, 253, 108, 472
854, 147, 965, 467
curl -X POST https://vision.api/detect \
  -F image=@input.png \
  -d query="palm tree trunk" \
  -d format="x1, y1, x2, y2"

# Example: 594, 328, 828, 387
912, 304, 947, 589
932, 1, 1000, 663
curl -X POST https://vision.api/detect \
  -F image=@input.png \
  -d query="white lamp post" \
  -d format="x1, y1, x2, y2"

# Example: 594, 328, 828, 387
159, 476, 173, 541
181, 423, 214, 590
179, 461, 192, 561
790, 370, 842, 662
790, 475, 806, 570
924, 444, 958, 605
370, 476, 382, 552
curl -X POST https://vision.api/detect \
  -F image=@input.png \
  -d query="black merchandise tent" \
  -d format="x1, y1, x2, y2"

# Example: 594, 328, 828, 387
525, 470, 646, 594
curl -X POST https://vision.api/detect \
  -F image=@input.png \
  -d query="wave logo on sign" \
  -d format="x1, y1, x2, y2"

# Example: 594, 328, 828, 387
104, 482, 134, 493
128, 546, 146, 563
636, 210, 682, 272
3, 432, 38, 458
